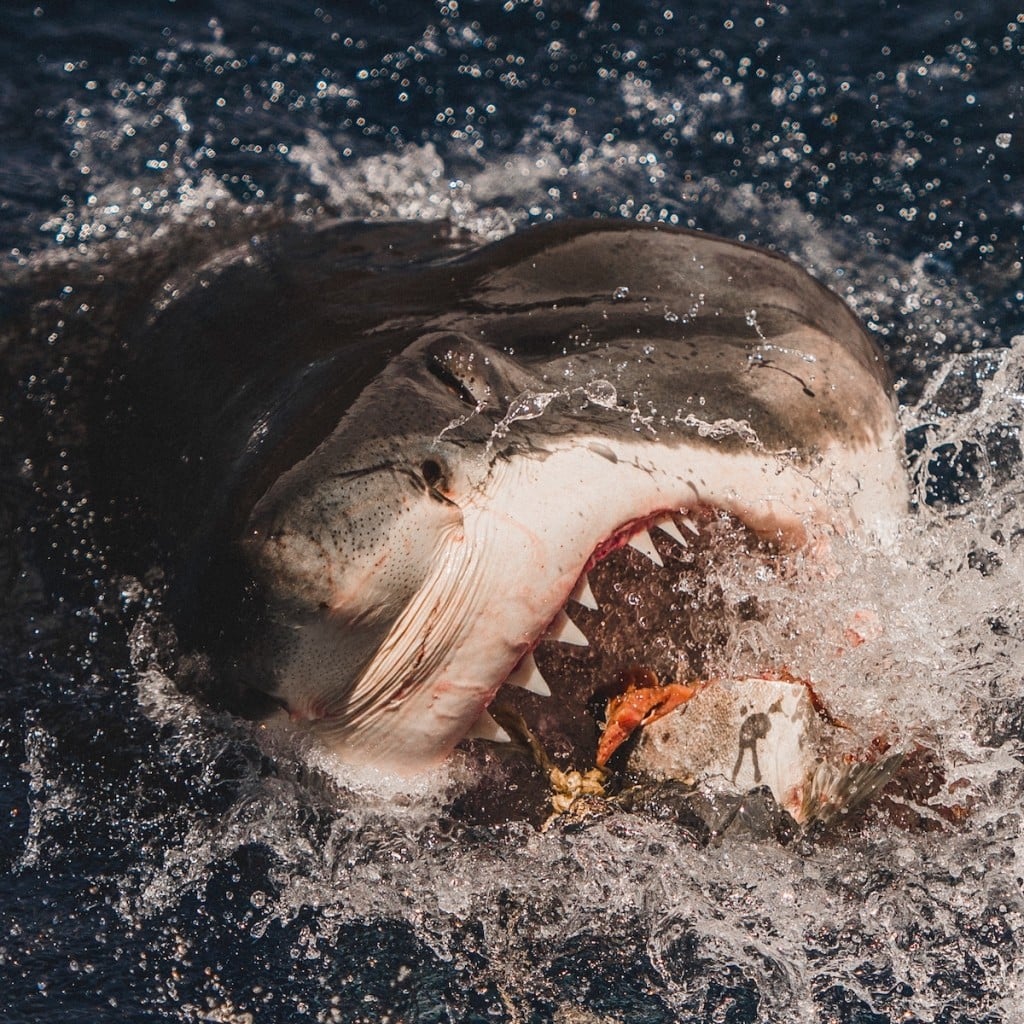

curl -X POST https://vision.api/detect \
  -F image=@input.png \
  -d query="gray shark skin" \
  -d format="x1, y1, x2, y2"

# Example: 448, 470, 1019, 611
209, 220, 908, 772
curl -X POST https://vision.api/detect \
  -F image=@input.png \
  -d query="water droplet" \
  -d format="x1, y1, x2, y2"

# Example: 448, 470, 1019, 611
996, 132, 1012, 149
612, 285, 630, 302
581, 379, 618, 407
506, 391, 557, 421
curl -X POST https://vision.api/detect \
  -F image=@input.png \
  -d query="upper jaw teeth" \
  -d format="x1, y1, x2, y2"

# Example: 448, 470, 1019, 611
570, 573, 598, 610
545, 609, 589, 647
654, 515, 687, 546
627, 528, 664, 566
466, 709, 512, 743
501, 512, 695, 706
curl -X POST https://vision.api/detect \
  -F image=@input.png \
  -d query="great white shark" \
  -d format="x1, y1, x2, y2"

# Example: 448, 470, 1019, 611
208, 220, 909, 774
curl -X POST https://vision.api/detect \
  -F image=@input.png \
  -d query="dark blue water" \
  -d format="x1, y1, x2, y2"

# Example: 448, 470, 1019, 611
2, 2, 1023, 1021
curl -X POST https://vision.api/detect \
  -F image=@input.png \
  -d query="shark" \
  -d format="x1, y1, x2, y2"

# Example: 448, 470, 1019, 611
217, 220, 907, 775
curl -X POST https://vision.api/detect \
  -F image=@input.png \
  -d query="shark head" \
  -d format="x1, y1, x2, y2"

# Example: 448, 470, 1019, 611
225, 224, 908, 773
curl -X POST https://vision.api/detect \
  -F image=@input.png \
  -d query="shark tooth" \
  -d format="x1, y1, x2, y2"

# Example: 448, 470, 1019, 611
627, 528, 664, 566
545, 609, 589, 647
506, 652, 552, 697
654, 515, 687, 546
570, 573, 599, 611
466, 710, 512, 743
681, 516, 700, 537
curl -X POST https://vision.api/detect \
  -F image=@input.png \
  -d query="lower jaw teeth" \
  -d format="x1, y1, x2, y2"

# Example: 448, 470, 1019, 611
506, 652, 551, 697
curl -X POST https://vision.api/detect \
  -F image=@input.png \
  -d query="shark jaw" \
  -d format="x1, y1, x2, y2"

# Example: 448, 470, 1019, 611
257, 423, 905, 774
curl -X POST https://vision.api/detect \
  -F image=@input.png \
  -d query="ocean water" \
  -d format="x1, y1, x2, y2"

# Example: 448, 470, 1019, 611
1, 2, 1023, 1021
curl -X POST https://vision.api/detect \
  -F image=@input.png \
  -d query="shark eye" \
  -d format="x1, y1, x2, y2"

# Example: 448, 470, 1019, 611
426, 353, 481, 408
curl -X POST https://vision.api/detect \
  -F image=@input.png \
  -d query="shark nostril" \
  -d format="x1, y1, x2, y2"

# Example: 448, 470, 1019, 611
421, 459, 445, 490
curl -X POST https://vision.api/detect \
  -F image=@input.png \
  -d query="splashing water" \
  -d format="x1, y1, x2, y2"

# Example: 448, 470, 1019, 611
490, 389, 563, 443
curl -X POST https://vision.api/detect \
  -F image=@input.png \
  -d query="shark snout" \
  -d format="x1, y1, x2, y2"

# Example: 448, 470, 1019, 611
244, 456, 467, 623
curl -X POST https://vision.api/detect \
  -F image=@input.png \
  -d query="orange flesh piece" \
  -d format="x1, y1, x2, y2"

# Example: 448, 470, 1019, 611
596, 669, 699, 766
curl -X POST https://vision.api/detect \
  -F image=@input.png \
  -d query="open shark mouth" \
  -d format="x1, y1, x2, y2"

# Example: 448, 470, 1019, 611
492, 506, 776, 762
479, 508, 922, 831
